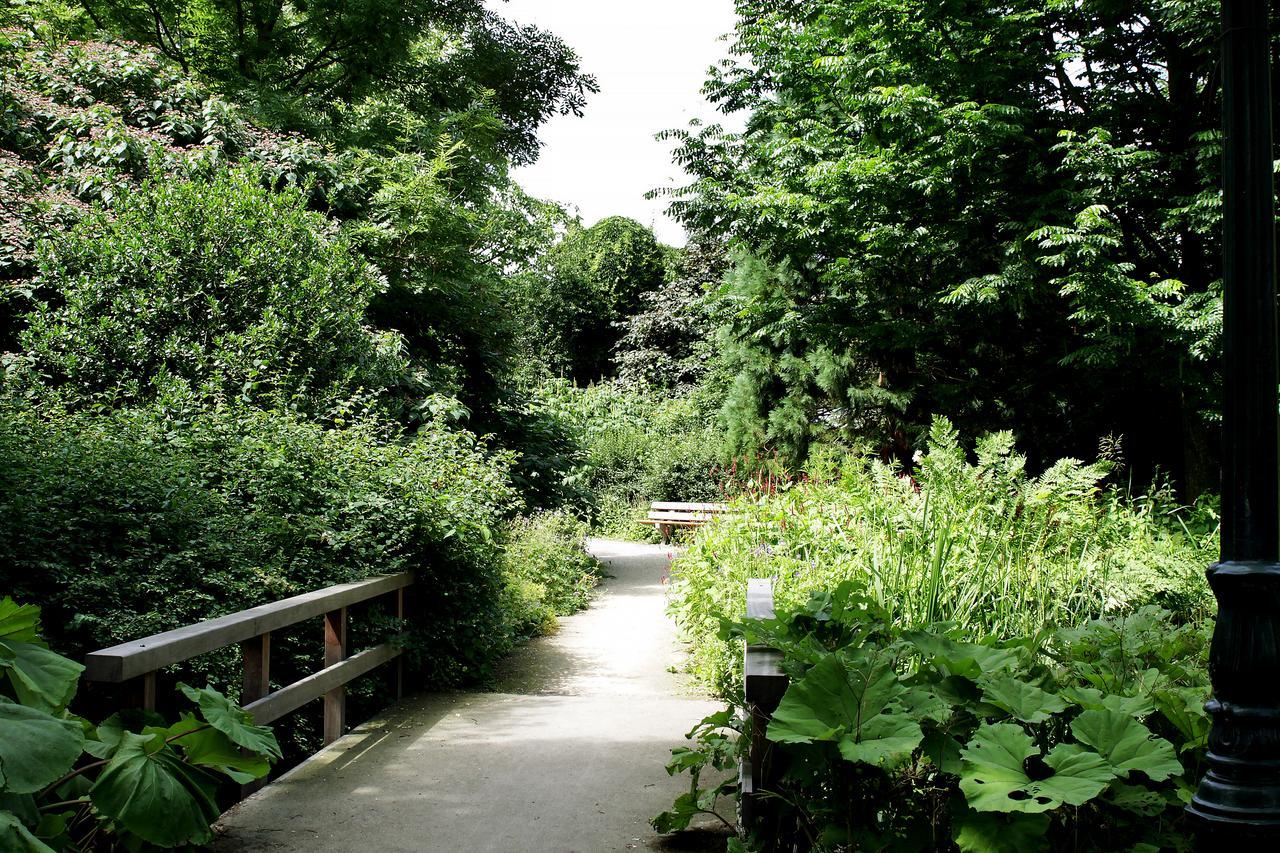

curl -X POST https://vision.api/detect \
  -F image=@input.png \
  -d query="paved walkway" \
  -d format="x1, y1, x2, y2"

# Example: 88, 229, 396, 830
214, 540, 728, 852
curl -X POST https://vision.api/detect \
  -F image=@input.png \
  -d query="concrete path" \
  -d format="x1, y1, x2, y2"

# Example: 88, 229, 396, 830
214, 540, 729, 852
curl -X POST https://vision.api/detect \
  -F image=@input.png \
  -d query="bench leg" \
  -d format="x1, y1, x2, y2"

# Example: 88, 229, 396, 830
660, 524, 672, 544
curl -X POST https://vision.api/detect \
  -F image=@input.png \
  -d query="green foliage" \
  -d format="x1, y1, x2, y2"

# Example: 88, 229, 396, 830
0, 598, 281, 850
669, 417, 1214, 695
613, 242, 727, 392
0, 25, 337, 293
664, 0, 1229, 489
663, 586, 1210, 851
19, 169, 412, 418
517, 217, 668, 382
499, 510, 602, 640
79, 1, 596, 164
529, 379, 724, 535
0, 398, 519, 691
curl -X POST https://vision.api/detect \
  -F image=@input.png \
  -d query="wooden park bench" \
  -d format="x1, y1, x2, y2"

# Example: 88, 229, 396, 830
639, 501, 731, 543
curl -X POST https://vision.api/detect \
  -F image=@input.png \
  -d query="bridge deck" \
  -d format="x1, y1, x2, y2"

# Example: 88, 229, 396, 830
213, 540, 727, 852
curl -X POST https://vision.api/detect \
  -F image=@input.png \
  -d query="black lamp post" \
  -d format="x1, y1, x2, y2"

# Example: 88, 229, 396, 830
1187, 0, 1280, 838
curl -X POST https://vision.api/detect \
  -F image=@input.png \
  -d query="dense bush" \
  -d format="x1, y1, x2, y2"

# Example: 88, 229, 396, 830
0, 398, 520, 694
661, 587, 1211, 851
530, 379, 724, 534
516, 217, 669, 382
500, 510, 602, 640
669, 418, 1215, 695
17, 170, 413, 418
612, 242, 726, 392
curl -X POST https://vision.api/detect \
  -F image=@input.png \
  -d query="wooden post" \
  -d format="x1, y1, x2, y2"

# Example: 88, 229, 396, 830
323, 607, 347, 744
741, 579, 789, 844
241, 633, 270, 706
240, 633, 272, 794
124, 670, 158, 711
394, 588, 405, 700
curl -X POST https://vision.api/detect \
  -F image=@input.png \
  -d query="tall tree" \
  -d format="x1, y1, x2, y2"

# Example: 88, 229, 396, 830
517, 216, 668, 383
77, 0, 597, 163
666, 0, 1225, 488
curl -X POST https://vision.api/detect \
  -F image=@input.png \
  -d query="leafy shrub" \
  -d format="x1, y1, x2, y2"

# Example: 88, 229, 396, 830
660, 585, 1210, 852
530, 379, 724, 535
0, 397, 519, 701
0, 25, 336, 287
18, 170, 412, 419
0, 597, 281, 850
612, 242, 726, 392
515, 217, 668, 382
500, 510, 602, 640
669, 418, 1215, 694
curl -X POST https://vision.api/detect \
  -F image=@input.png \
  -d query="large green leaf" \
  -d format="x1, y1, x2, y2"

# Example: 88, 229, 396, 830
0, 703, 84, 794
1107, 781, 1169, 816
952, 808, 1049, 853
167, 714, 270, 783
960, 723, 1115, 813
1152, 688, 1210, 754
89, 732, 220, 847
179, 683, 281, 761
0, 600, 40, 644
1059, 686, 1154, 717
83, 714, 128, 760
0, 793, 37, 827
907, 633, 1019, 679
0, 811, 55, 853
979, 676, 1067, 724
1071, 710, 1183, 782
767, 652, 922, 768
0, 642, 82, 713
837, 713, 925, 766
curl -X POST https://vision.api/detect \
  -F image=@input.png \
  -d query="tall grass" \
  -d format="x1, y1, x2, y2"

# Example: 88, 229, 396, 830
668, 417, 1216, 693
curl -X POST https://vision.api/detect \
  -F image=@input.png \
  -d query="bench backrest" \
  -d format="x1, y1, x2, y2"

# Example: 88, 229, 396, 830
649, 501, 730, 513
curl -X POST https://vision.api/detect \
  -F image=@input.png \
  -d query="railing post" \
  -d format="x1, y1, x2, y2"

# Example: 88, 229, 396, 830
241, 633, 270, 705
394, 588, 405, 700
741, 578, 789, 845
123, 670, 157, 711
323, 607, 347, 744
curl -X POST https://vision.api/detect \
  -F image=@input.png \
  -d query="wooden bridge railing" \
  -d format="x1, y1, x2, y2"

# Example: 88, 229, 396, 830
84, 572, 411, 745
741, 578, 789, 834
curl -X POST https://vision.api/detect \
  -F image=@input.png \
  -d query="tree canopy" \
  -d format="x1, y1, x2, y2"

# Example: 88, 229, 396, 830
664, 0, 1224, 488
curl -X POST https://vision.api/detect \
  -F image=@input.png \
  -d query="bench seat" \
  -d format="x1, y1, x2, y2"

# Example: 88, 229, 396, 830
639, 501, 731, 543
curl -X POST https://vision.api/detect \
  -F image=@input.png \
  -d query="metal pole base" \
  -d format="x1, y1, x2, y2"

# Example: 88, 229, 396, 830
1189, 561, 1280, 836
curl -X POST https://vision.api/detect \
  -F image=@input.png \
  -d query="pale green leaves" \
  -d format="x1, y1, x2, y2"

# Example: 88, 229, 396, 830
959, 723, 1112, 813
768, 652, 923, 768
960, 713, 1184, 816
1071, 710, 1183, 782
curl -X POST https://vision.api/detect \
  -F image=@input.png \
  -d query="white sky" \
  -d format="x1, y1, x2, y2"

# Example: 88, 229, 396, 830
488, 0, 740, 246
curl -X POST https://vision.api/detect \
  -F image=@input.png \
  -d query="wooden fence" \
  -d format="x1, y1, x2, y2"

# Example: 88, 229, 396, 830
84, 572, 411, 745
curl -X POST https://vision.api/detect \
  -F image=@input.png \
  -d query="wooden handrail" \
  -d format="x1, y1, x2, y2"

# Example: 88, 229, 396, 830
84, 572, 412, 745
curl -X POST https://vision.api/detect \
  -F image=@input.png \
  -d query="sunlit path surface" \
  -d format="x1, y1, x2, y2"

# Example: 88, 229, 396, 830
214, 540, 726, 852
